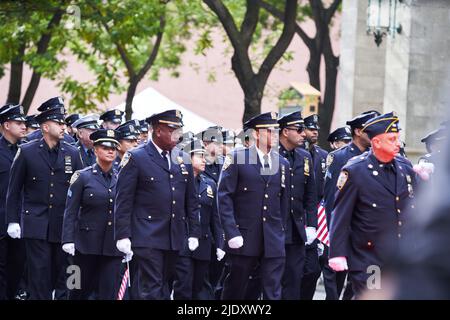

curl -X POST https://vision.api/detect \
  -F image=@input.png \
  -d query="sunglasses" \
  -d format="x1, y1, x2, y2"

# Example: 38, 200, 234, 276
285, 126, 304, 133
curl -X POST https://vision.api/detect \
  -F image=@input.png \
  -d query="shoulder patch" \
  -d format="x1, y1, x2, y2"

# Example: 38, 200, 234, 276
337, 171, 348, 190
326, 153, 334, 167
120, 152, 131, 168
70, 171, 81, 185
222, 154, 233, 171
13, 147, 21, 163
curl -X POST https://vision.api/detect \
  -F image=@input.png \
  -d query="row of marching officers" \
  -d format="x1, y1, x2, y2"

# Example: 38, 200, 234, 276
0, 98, 432, 299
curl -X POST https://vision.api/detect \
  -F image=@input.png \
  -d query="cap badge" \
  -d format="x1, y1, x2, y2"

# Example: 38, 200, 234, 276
107, 130, 115, 137
271, 112, 277, 120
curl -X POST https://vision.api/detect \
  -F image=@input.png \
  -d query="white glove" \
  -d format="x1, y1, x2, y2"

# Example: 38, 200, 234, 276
329, 256, 348, 272
122, 251, 133, 263
305, 227, 317, 245
62, 243, 75, 256
116, 238, 132, 254
317, 242, 325, 257
228, 236, 244, 249
413, 162, 435, 181
188, 237, 199, 251
7, 223, 21, 239
216, 248, 226, 261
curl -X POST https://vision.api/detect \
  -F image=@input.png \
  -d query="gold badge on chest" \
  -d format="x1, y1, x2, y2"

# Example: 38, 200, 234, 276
304, 157, 310, 176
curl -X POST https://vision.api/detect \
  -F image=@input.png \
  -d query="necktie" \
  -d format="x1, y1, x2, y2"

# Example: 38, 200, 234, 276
9, 144, 18, 155
263, 154, 270, 169
380, 163, 396, 193
161, 150, 169, 170
288, 151, 295, 168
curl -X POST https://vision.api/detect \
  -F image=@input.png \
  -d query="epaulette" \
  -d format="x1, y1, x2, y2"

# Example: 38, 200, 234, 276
346, 151, 369, 166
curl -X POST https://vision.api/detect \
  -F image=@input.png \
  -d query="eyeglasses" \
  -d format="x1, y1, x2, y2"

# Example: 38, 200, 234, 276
285, 127, 304, 133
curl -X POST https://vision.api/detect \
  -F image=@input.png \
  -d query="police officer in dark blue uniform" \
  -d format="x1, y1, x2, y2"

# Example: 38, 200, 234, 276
25, 115, 40, 135
0, 104, 27, 300
218, 112, 289, 300
62, 129, 123, 300
73, 114, 101, 168
197, 126, 224, 184
418, 125, 447, 166
327, 126, 352, 150
100, 109, 123, 130
277, 111, 317, 300
173, 138, 225, 300
322, 111, 378, 300
221, 129, 236, 156
300, 114, 327, 300
139, 120, 149, 144
196, 126, 226, 295
113, 120, 140, 171
6, 105, 83, 300
114, 109, 201, 300
328, 112, 416, 298
25, 97, 76, 144
65, 113, 80, 143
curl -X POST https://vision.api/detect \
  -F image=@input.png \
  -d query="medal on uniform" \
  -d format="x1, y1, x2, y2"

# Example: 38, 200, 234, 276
304, 158, 310, 176
406, 175, 412, 183
281, 164, 286, 188
207, 185, 214, 198
64, 156, 73, 174
177, 156, 189, 175
407, 183, 414, 197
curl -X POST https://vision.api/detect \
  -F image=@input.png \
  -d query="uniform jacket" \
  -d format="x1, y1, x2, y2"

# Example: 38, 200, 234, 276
323, 142, 365, 222
279, 144, 317, 244
62, 164, 121, 256
204, 156, 224, 183
179, 174, 224, 261
329, 151, 416, 271
114, 142, 201, 250
0, 137, 18, 238
217, 145, 289, 258
6, 138, 83, 243
309, 144, 328, 204
76, 141, 96, 168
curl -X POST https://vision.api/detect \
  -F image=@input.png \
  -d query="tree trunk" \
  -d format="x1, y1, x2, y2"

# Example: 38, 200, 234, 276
21, 9, 64, 113
124, 79, 138, 121
21, 72, 42, 114
306, 47, 321, 93
242, 81, 263, 124
317, 36, 339, 149
7, 42, 25, 105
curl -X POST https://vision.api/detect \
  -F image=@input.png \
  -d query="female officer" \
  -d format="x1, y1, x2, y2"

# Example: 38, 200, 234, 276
173, 138, 225, 300
62, 129, 123, 300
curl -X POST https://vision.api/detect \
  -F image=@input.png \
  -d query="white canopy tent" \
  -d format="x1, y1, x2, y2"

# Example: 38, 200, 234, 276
114, 87, 215, 133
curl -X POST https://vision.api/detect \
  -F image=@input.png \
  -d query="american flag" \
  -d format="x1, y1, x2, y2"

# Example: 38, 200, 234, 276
317, 199, 330, 246
117, 264, 130, 300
